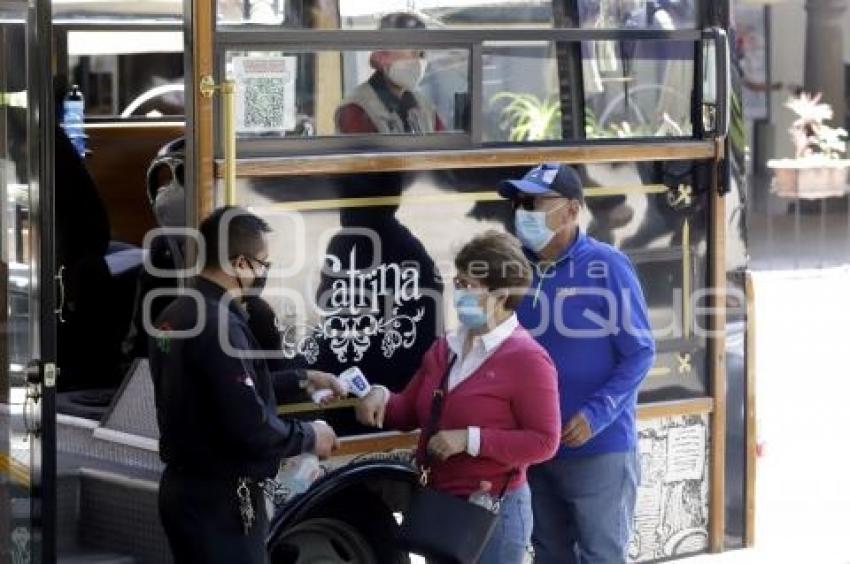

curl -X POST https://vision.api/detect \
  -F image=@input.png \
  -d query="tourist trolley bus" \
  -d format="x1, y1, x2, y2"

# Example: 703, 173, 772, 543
1, 0, 754, 562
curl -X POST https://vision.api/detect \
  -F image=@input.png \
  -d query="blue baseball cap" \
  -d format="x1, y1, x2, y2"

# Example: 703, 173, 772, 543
499, 163, 584, 202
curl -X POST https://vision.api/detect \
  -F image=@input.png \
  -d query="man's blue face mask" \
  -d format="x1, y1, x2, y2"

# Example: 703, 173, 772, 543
514, 202, 567, 252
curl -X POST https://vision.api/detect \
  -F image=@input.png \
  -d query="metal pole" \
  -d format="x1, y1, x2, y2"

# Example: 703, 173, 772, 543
794, 196, 800, 269
221, 79, 237, 205
804, 0, 847, 130
819, 197, 826, 268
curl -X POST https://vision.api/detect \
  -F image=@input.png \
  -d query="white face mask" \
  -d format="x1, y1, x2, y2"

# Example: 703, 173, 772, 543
386, 58, 427, 91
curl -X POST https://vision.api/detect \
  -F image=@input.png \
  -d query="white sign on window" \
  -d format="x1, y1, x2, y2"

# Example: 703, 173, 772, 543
232, 56, 297, 134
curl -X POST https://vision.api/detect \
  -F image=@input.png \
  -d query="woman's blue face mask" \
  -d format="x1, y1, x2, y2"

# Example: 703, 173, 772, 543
453, 288, 488, 329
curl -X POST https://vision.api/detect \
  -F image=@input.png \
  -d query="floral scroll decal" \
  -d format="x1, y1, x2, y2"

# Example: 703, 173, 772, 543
280, 307, 425, 364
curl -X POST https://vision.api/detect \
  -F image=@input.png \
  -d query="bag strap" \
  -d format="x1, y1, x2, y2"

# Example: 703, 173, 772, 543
417, 352, 457, 474
495, 469, 518, 503
417, 347, 518, 499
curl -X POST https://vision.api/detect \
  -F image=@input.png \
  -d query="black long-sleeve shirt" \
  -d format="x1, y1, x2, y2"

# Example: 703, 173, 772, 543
148, 277, 315, 479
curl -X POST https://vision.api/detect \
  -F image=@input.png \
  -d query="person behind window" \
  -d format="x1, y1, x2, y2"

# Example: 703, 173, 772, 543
312, 176, 444, 435
334, 12, 445, 134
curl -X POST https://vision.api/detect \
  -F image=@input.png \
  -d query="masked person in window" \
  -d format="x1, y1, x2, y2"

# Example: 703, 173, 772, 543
334, 12, 445, 134
356, 231, 561, 564
312, 178, 444, 435
149, 206, 343, 564
499, 164, 655, 564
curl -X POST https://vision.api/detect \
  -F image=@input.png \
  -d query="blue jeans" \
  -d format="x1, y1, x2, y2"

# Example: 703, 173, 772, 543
528, 450, 639, 564
477, 483, 532, 564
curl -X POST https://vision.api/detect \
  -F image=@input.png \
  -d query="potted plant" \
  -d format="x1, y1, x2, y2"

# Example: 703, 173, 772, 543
490, 92, 562, 141
768, 92, 849, 198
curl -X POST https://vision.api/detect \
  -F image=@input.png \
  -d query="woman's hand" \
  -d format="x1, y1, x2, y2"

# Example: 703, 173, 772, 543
427, 430, 468, 461
356, 387, 388, 428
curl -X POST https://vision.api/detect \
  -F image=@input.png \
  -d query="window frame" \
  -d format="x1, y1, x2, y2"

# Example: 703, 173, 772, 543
214, 26, 713, 157
54, 20, 185, 122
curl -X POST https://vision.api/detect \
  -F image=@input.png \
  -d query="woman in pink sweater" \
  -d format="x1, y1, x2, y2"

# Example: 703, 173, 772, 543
357, 230, 561, 564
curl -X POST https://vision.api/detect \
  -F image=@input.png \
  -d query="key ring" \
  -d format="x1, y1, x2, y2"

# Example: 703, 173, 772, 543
237, 479, 251, 500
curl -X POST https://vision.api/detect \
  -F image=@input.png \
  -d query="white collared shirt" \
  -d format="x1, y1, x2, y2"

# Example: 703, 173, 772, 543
445, 313, 519, 457
445, 313, 519, 392
376, 314, 519, 457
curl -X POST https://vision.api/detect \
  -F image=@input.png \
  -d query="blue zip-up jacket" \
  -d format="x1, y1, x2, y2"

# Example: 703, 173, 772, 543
516, 231, 655, 458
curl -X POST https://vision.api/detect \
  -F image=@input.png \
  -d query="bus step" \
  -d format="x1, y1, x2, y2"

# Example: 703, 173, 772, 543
75, 468, 172, 564
58, 551, 136, 564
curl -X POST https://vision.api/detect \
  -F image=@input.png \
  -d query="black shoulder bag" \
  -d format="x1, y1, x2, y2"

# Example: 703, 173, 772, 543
398, 353, 512, 564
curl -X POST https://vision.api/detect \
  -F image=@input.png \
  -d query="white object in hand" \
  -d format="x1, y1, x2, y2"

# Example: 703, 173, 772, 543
311, 389, 334, 404
338, 367, 371, 398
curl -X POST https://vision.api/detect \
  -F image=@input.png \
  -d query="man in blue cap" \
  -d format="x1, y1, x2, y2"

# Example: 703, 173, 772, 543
499, 164, 655, 563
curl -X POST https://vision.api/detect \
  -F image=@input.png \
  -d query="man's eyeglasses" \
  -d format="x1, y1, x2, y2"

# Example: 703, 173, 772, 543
512, 196, 565, 211
250, 257, 272, 271
232, 256, 271, 271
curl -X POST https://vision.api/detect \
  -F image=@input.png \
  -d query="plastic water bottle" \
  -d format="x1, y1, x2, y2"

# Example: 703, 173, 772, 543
469, 480, 498, 513
279, 453, 322, 496
62, 85, 86, 158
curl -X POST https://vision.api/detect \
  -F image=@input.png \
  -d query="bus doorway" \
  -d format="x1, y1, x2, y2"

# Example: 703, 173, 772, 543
1, 0, 57, 561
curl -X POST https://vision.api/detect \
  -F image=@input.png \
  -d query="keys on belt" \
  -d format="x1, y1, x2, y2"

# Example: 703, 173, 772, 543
236, 477, 256, 535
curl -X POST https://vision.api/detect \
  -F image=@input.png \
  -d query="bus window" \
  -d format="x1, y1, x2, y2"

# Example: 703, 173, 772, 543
61, 30, 184, 119
578, 0, 698, 30
217, 0, 557, 28
231, 159, 710, 431
221, 39, 694, 145
224, 49, 470, 137
582, 38, 696, 138
479, 39, 694, 142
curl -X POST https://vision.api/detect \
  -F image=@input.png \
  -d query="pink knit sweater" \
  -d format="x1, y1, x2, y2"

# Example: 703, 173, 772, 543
385, 328, 561, 496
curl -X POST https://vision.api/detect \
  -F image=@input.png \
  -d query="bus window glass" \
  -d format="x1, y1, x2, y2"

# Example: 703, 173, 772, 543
482, 42, 563, 142
217, 0, 555, 28
577, 0, 698, 30
53, 0, 182, 22
227, 160, 709, 431
63, 31, 184, 119
224, 49, 469, 138
583, 39, 695, 138
483, 40, 695, 142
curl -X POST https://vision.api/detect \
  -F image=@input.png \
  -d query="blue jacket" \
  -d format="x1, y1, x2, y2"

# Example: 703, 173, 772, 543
516, 231, 655, 458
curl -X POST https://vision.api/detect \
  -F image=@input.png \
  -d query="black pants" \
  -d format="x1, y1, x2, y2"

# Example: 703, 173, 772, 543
159, 466, 269, 564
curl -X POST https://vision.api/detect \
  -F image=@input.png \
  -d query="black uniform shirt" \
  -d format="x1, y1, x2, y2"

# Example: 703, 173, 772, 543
149, 277, 316, 479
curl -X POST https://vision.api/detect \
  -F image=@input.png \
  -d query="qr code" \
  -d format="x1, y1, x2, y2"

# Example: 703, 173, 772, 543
243, 77, 286, 130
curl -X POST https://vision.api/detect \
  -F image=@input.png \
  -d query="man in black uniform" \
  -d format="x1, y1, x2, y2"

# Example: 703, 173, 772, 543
149, 206, 341, 564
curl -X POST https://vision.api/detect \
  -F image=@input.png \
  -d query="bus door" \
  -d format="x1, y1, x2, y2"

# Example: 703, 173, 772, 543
184, 1, 746, 560
1, 0, 58, 562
